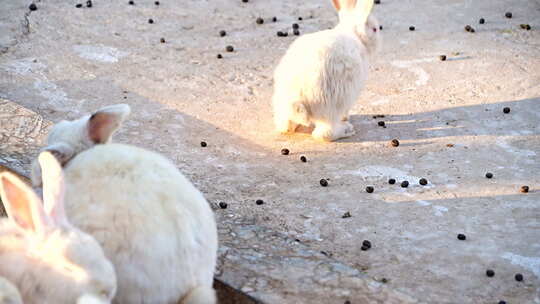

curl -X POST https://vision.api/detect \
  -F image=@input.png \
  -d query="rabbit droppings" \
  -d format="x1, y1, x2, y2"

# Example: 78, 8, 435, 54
272, 0, 381, 141
0, 152, 117, 304
31, 104, 131, 187
0, 277, 22, 304
62, 143, 218, 304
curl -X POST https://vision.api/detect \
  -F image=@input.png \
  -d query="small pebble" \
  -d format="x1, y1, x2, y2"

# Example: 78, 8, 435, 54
225, 45, 234, 52
320, 179, 328, 187
401, 181, 409, 188
409, 26, 415, 31
256, 17, 264, 24
486, 269, 495, 277
388, 178, 396, 185
128, 0, 134, 4
29, 3, 37, 10
300, 156, 307, 162
342, 211, 352, 219
219, 30, 226, 37
154, 1, 160, 5
86, 0, 92, 7
292, 23, 299, 30
218, 202, 228, 209
160, 38, 166, 43
457, 233, 466, 240
148, 18, 154, 24
515, 273, 523, 281
391, 139, 400, 147
505, 12, 512, 18
439, 55, 447, 61
378, 121, 385, 127
200, 141, 207, 147
520, 185, 529, 193
281, 148, 290, 155
362, 240, 372, 248
503, 107, 511, 114
256, 199, 264, 205
479, 18, 485, 24
75, 3, 83, 8
485, 172, 493, 179
293, 29, 300, 36
419, 178, 428, 186
217, 54, 223, 59
366, 186, 374, 193
272, 16, 277, 22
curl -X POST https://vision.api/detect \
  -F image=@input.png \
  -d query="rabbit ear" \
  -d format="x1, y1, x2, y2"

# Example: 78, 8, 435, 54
0, 171, 50, 233
39, 151, 69, 226
332, 0, 358, 11
355, 0, 374, 22
87, 104, 131, 144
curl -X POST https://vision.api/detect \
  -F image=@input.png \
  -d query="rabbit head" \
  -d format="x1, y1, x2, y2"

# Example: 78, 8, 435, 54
1, 152, 117, 304
333, 0, 381, 54
31, 104, 130, 187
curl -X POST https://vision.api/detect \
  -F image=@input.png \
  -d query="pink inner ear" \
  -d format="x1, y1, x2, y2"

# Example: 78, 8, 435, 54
88, 113, 118, 144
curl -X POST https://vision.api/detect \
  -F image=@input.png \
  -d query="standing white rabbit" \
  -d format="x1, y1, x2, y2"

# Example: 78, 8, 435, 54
31, 104, 131, 187
60, 143, 218, 304
272, 0, 381, 141
0, 277, 22, 304
0, 152, 117, 304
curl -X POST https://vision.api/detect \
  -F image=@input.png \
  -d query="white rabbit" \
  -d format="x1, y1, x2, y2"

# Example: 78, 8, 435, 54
61, 143, 218, 304
0, 152, 117, 304
272, 0, 381, 141
0, 277, 22, 304
31, 104, 131, 187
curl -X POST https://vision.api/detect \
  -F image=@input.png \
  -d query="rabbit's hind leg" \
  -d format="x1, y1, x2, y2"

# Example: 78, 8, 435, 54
312, 120, 355, 142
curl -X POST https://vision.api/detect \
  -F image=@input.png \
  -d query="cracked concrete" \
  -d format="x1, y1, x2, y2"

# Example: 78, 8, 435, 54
1, 0, 539, 303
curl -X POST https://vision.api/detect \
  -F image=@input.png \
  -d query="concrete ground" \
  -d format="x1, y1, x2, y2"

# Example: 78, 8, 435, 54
1, 0, 539, 303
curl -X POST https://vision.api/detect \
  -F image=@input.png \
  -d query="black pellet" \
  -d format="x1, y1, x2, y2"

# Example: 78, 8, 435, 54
409, 26, 415, 31
401, 181, 409, 188
419, 178, 428, 186
154, 1, 160, 5
29, 3, 37, 10
200, 141, 207, 147
515, 273, 523, 281
320, 179, 328, 187
300, 156, 307, 162
479, 18, 485, 24
503, 107, 511, 114
281, 148, 290, 155
378, 121, 385, 127
505, 12, 512, 18
272, 17, 277, 22
256, 199, 264, 205
256, 17, 264, 24
76, 3, 83, 8
128, 0, 134, 5
362, 240, 372, 248
217, 54, 223, 59
218, 202, 228, 209
148, 18, 154, 24
366, 186, 374, 193
225, 45, 234, 52
293, 29, 300, 36
374, 0, 381, 4
520, 186, 529, 193
86, 0, 92, 7
388, 178, 396, 185
160, 37, 165, 43
391, 139, 400, 147
298, 17, 303, 21
486, 269, 495, 277
342, 211, 352, 218
485, 172, 493, 179
457, 234, 466, 240
292, 23, 299, 30
440, 55, 447, 61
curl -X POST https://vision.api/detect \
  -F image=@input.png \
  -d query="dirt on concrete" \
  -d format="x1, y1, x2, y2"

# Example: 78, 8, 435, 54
0, 0, 539, 303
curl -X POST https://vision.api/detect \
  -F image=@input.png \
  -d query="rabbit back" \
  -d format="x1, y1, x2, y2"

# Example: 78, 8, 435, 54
63, 143, 217, 304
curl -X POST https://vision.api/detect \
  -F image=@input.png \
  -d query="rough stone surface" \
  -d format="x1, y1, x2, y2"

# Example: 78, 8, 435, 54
1, 0, 539, 303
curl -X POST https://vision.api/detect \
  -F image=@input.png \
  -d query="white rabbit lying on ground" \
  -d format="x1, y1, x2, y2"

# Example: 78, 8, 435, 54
31, 105, 218, 303
272, 0, 381, 141
0, 152, 117, 304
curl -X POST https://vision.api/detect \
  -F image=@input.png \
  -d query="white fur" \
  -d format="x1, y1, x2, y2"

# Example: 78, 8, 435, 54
62, 143, 218, 304
0, 277, 22, 304
272, 0, 380, 141
0, 152, 117, 304
31, 104, 131, 187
